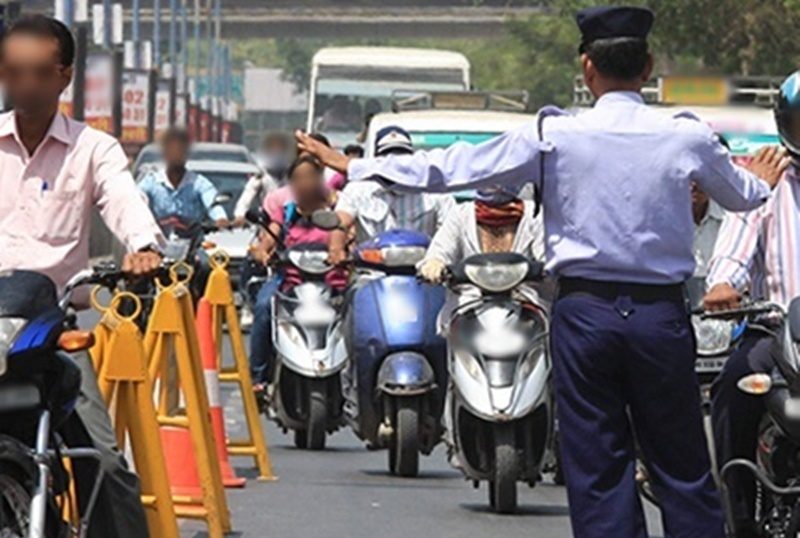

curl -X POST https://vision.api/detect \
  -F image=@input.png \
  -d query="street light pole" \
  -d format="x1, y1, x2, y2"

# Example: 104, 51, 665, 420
153, 0, 160, 66
103, 0, 111, 48
132, 0, 140, 67
168, 0, 177, 68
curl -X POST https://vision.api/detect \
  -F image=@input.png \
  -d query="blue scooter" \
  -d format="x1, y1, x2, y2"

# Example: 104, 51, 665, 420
342, 229, 447, 477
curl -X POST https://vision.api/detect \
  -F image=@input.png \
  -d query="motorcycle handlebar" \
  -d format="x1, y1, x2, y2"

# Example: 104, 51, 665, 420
697, 301, 786, 320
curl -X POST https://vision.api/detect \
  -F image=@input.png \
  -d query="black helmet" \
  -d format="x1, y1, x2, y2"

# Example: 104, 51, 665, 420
775, 71, 800, 157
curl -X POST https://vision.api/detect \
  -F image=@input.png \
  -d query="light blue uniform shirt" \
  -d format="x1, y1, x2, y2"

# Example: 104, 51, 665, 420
138, 168, 227, 224
348, 91, 770, 284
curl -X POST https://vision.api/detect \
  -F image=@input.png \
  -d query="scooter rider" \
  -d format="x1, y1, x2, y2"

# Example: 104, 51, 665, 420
138, 128, 230, 230
418, 184, 546, 329
248, 156, 346, 398
705, 71, 800, 538
296, 6, 786, 536
327, 126, 455, 265
0, 16, 163, 537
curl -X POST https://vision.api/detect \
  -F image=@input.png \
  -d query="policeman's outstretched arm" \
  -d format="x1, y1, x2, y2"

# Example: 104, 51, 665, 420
296, 124, 547, 193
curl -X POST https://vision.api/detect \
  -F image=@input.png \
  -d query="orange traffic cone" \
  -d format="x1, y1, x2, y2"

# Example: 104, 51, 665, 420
160, 426, 203, 498
196, 298, 247, 488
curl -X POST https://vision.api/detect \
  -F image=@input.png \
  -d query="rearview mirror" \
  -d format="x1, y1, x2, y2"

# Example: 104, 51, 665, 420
213, 192, 232, 207
245, 208, 271, 229
311, 209, 341, 231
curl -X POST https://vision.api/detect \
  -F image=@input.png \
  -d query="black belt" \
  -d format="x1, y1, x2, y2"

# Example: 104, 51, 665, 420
557, 277, 685, 303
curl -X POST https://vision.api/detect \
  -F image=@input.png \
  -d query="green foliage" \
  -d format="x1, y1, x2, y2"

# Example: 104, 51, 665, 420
227, 0, 800, 109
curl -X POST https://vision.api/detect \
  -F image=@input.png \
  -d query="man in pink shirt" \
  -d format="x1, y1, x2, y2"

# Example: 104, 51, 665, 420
0, 16, 162, 537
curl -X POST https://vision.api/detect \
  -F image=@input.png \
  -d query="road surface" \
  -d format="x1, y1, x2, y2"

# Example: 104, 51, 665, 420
180, 370, 666, 537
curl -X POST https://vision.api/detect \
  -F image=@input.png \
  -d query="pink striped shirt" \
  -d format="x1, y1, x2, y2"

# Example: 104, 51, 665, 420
707, 167, 800, 306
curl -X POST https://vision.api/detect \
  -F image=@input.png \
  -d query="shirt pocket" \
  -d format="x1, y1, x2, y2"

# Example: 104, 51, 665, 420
34, 189, 83, 244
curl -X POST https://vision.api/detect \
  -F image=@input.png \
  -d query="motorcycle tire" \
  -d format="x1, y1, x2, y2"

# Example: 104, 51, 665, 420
785, 501, 800, 538
390, 400, 419, 478
306, 390, 327, 451
293, 429, 308, 450
0, 436, 65, 538
490, 426, 518, 514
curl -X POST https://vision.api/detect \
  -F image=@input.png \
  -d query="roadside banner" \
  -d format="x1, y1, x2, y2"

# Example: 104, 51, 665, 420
84, 53, 115, 133
59, 79, 75, 118
154, 79, 174, 138
120, 70, 152, 144
188, 104, 198, 140
174, 93, 189, 128
199, 108, 211, 142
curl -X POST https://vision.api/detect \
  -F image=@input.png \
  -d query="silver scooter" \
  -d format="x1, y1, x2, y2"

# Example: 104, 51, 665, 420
246, 209, 347, 450
444, 253, 552, 513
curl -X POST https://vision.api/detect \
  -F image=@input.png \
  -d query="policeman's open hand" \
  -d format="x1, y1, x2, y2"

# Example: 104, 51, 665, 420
703, 283, 742, 312
122, 251, 162, 277
418, 258, 446, 284
295, 130, 351, 173
747, 146, 791, 189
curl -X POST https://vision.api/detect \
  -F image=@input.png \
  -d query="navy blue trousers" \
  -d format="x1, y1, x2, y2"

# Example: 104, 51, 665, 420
551, 293, 724, 538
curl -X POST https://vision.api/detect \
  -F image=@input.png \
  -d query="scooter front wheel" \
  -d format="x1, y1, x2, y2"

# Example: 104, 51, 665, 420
489, 426, 518, 514
306, 389, 327, 451
390, 399, 419, 477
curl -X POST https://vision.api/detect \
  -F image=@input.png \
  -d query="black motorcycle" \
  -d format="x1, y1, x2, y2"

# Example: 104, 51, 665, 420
0, 266, 122, 537
705, 300, 800, 537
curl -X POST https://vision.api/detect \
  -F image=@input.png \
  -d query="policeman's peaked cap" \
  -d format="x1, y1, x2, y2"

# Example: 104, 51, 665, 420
576, 6, 654, 53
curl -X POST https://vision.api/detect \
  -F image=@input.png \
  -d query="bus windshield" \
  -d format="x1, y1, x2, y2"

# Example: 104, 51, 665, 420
311, 66, 467, 147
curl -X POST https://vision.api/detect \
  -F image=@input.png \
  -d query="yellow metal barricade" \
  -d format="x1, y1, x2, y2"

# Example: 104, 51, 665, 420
90, 290, 179, 538
204, 250, 276, 481
143, 264, 232, 538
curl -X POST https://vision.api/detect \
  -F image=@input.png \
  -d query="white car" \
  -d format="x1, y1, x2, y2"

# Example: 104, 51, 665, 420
132, 142, 260, 179
185, 159, 262, 269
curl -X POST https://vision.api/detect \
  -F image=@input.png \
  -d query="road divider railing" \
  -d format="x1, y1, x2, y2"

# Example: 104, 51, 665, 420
203, 250, 276, 482
89, 289, 179, 538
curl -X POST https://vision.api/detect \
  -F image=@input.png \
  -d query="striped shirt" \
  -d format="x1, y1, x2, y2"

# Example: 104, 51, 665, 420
336, 180, 455, 243
707, 166, 800, 307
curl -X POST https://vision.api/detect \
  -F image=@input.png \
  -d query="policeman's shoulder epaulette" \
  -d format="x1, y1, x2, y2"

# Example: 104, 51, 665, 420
671, 110, 702, 122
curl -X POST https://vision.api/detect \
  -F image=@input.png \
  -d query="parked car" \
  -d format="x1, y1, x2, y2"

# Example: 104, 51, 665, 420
132, 142, 259, 179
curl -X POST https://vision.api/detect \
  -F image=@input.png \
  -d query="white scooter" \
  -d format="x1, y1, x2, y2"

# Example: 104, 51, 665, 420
246, 209, 347, 450
444, 253, 553, 514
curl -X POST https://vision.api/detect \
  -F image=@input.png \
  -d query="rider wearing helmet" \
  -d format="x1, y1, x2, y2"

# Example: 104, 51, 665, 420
704, 72, 797, 538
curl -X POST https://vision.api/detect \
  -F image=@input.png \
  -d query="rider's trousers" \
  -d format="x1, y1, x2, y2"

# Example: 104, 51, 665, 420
551, 291, 725, 538
60, 351, 149, 538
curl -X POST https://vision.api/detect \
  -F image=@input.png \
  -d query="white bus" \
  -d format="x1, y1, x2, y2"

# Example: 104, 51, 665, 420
308, 47, 471, 148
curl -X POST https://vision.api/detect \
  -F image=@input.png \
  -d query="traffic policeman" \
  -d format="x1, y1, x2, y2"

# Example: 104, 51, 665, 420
297, 6, 788, 536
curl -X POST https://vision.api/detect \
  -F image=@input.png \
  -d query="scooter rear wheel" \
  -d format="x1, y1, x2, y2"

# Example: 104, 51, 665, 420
390, 400, 419, 477
490, 427, 518, 514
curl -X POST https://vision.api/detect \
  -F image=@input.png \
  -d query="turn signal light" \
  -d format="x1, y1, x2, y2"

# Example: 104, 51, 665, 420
202, 241, 218, 250
58, 330, 96, 352
737, 373, 772, 395
359, 249, 383, 265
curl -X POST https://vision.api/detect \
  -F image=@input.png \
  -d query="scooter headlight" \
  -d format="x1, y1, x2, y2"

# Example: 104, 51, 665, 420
288, 250, 330, 275
0, 318, 27, 376
464, 260, 528, 293
692, 317, 735, 356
